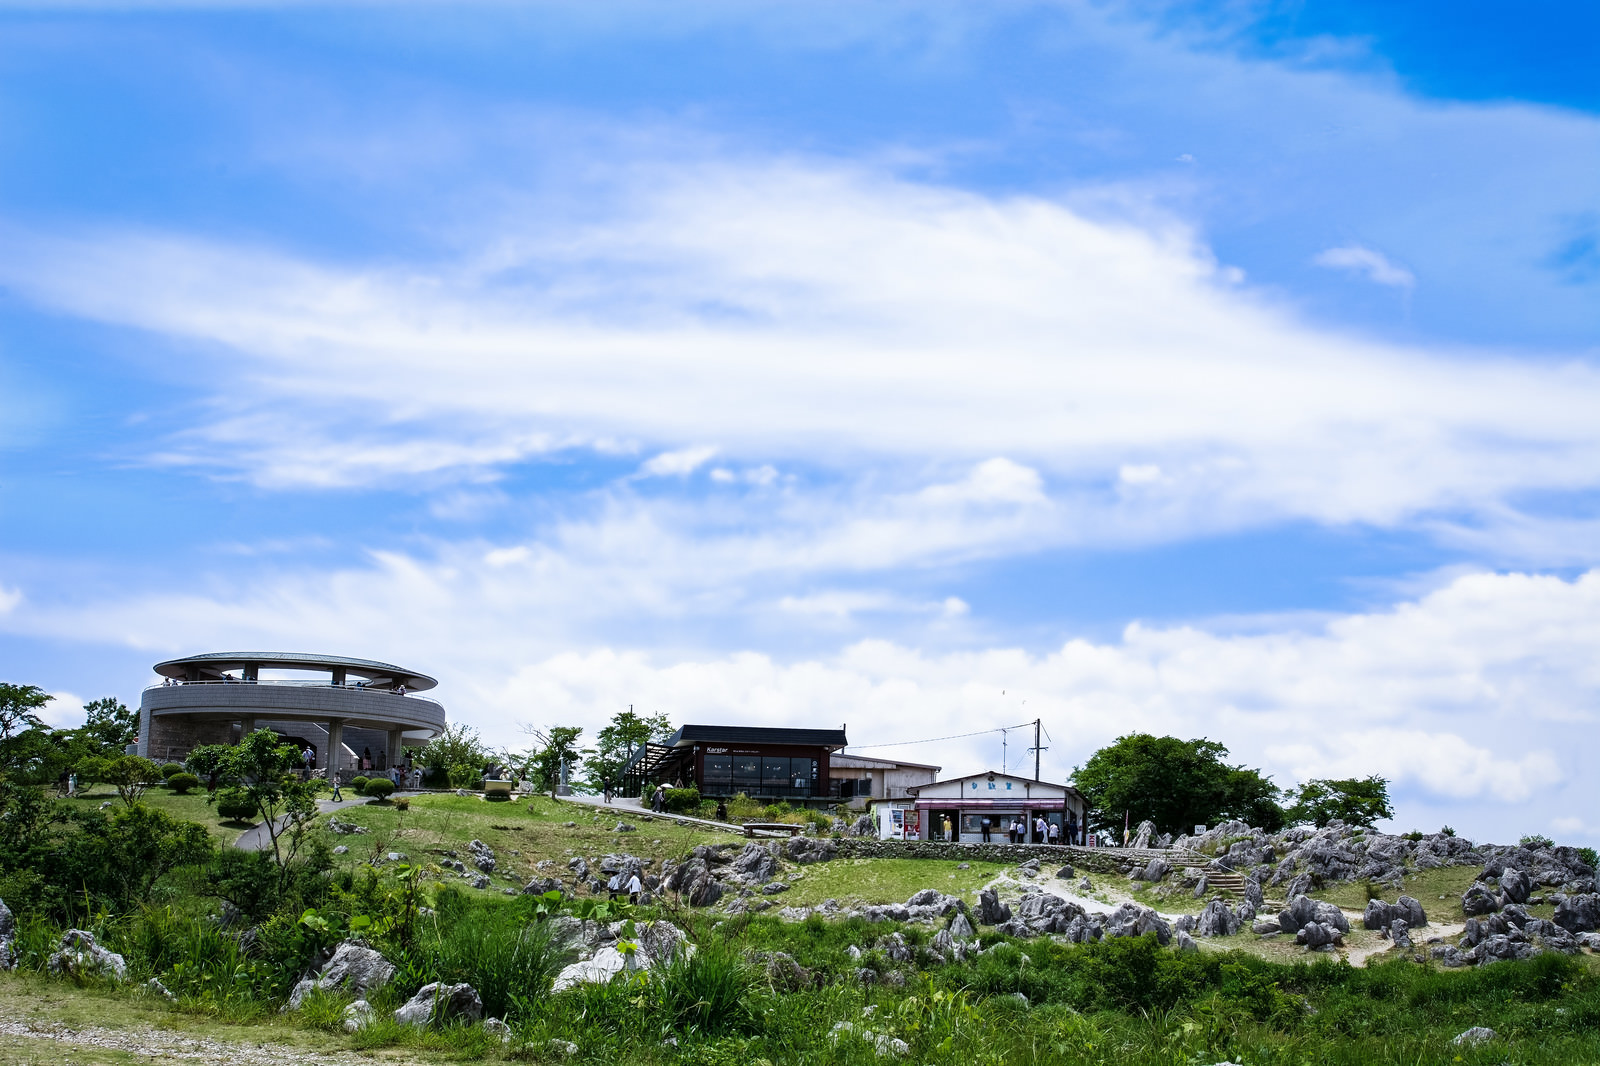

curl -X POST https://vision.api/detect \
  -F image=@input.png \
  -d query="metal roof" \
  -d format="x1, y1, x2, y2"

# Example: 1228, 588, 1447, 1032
663, 724, 850, 749
831, 752, 943, 772
151, 652, 438, 691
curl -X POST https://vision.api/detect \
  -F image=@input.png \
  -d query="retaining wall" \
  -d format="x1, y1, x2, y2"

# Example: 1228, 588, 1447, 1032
835, 839, 1136, 875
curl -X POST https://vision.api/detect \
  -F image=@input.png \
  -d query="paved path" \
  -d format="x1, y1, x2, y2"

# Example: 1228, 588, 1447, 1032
232, 796, 383, 851
560, 791, 745, 835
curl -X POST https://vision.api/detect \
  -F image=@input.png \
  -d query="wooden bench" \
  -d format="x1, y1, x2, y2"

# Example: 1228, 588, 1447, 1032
743, 821, 803, 838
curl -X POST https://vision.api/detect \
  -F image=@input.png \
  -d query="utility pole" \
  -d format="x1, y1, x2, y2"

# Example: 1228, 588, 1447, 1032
1034, 718, 1041, 781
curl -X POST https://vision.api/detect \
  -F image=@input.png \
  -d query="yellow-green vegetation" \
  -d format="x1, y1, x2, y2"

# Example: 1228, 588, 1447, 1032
319, 794, 730, 886
778, 857, 1008, 908
1311, 864, 1482, 921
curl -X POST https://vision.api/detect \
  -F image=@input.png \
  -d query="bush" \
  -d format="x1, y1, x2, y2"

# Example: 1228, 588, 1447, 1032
159, 762, 185, 780
350, 776, 370, 795
662, 787, 700, 814
1578, 846, 1598, 870
167, 772, 201, 795
364, 778, 396, 801
1519, 833, 1555, 849
215, 786, 257, 822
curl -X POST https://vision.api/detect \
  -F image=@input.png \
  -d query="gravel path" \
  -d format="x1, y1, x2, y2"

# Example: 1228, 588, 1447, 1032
0, 1020, 378, 1065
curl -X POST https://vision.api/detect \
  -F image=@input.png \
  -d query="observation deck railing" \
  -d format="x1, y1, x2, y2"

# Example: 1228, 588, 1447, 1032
144, 678, 444, 714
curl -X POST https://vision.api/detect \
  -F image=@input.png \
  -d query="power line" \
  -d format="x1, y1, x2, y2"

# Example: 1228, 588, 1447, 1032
845, 722, 1036, 751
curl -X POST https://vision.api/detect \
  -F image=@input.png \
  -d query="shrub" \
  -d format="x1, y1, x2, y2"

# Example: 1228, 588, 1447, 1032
159, 762, 184, 779
1519, 833, 1555, 849
350, 776, 370, 794
364, 778, 396, 801
393, 797, 410, 811
662, 787, 700, 814
215, 786, 257, 822
649, 937, 755, 1037
167, 772, 201, 795
1578, 846, 1598, 870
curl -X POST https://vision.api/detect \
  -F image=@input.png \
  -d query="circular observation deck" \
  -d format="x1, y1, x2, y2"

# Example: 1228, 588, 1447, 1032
138, 652, 447, 773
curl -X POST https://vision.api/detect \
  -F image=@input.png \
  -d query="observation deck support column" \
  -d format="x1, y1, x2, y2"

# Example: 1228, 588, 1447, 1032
239, 716, 256, 738
386, 729, 404, 774
326, 719, 345, 782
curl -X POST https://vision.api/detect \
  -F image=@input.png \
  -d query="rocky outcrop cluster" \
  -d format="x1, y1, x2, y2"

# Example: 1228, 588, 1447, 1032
658, 839, 839, 909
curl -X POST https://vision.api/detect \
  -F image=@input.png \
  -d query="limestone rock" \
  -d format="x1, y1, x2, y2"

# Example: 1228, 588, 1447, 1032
1176, 930, 1198, 952
483, 1017, 512, 1043
1139, 857, 1172, 882
1295, 921, 1343, 948
47, 930, 126, 981
0, 897, 15, 971
343, 999, 374, 1032
1430, 944, 1469, 967
1461, 882, 1500, 916
948, 911, 976, 939
977, 887, 1012, 926
1390, 918, 1413, 950
1132, 819, 1156, 850
662, 857, 722, 907
567, 856, 589, 881
467, 839, 496, 874
1452, 1027, 1495, 1047
394, 981, 483, 1027
1499, 867, 1531, 905
1553, 893, 1600, 933
288, 941, 396, 1009
785, 837, 837, 865
1103, 902, 1171, 945
1195, 898, 1241, 937
729, 843, 780, 885
1251, 918, 1280, 935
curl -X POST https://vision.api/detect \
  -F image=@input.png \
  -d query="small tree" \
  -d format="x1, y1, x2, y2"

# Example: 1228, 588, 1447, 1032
185, 744, 233, 791
416, 722, 488, 789
217, 729, 320, 889
102, 755, 163, 807
520, 726, 584, 799
1286, 776, 1393, 829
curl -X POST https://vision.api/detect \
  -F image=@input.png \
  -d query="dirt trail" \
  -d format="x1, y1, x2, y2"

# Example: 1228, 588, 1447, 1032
0, 1020, 385, 1065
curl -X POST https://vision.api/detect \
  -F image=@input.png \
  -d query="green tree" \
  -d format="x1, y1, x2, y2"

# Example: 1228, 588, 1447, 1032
583, 707, 672, 794
184, 744, 232, 791
0, 683, 50, 740
81, 697, 138, 752
216, 729, 320, 887
416, 722, 489, 788
1072, 733, 1286, 837
101, 754, 163, 807
520, 726, 584, 799
1285, 775, 1393, 829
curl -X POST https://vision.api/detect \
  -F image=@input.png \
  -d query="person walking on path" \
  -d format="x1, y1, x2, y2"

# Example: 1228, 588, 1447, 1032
329, 771, 343, 802
651, 784, 666, 812
625, 871, 643, 905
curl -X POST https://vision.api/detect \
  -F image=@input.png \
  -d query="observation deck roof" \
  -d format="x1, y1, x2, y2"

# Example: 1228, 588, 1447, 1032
152, 651, 438, 692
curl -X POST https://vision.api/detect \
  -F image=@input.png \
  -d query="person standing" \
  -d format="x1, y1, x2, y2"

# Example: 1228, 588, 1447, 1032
980, 816, 992, 842
1048, 819, 1059, 844
330, 771, 343, 802
625, 870, 643, 905
652, 784, 666, 812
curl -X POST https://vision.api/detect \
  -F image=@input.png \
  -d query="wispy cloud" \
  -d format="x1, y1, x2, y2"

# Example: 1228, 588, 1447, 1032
1313, 244, 1416, 289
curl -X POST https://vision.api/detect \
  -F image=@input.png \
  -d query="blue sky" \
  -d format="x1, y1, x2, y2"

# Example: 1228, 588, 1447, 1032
1, 0, 1597, 844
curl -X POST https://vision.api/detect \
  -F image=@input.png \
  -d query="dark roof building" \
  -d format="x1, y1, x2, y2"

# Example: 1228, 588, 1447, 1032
621, 723, 848, 803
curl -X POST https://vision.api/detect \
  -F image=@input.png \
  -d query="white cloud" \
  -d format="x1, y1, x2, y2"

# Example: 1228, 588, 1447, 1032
3, 155, 1597, 558
1313, 245, 1416, 289
0, 585, 21, 614
6, 542, 1598, 840
637, 446, 718, 478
